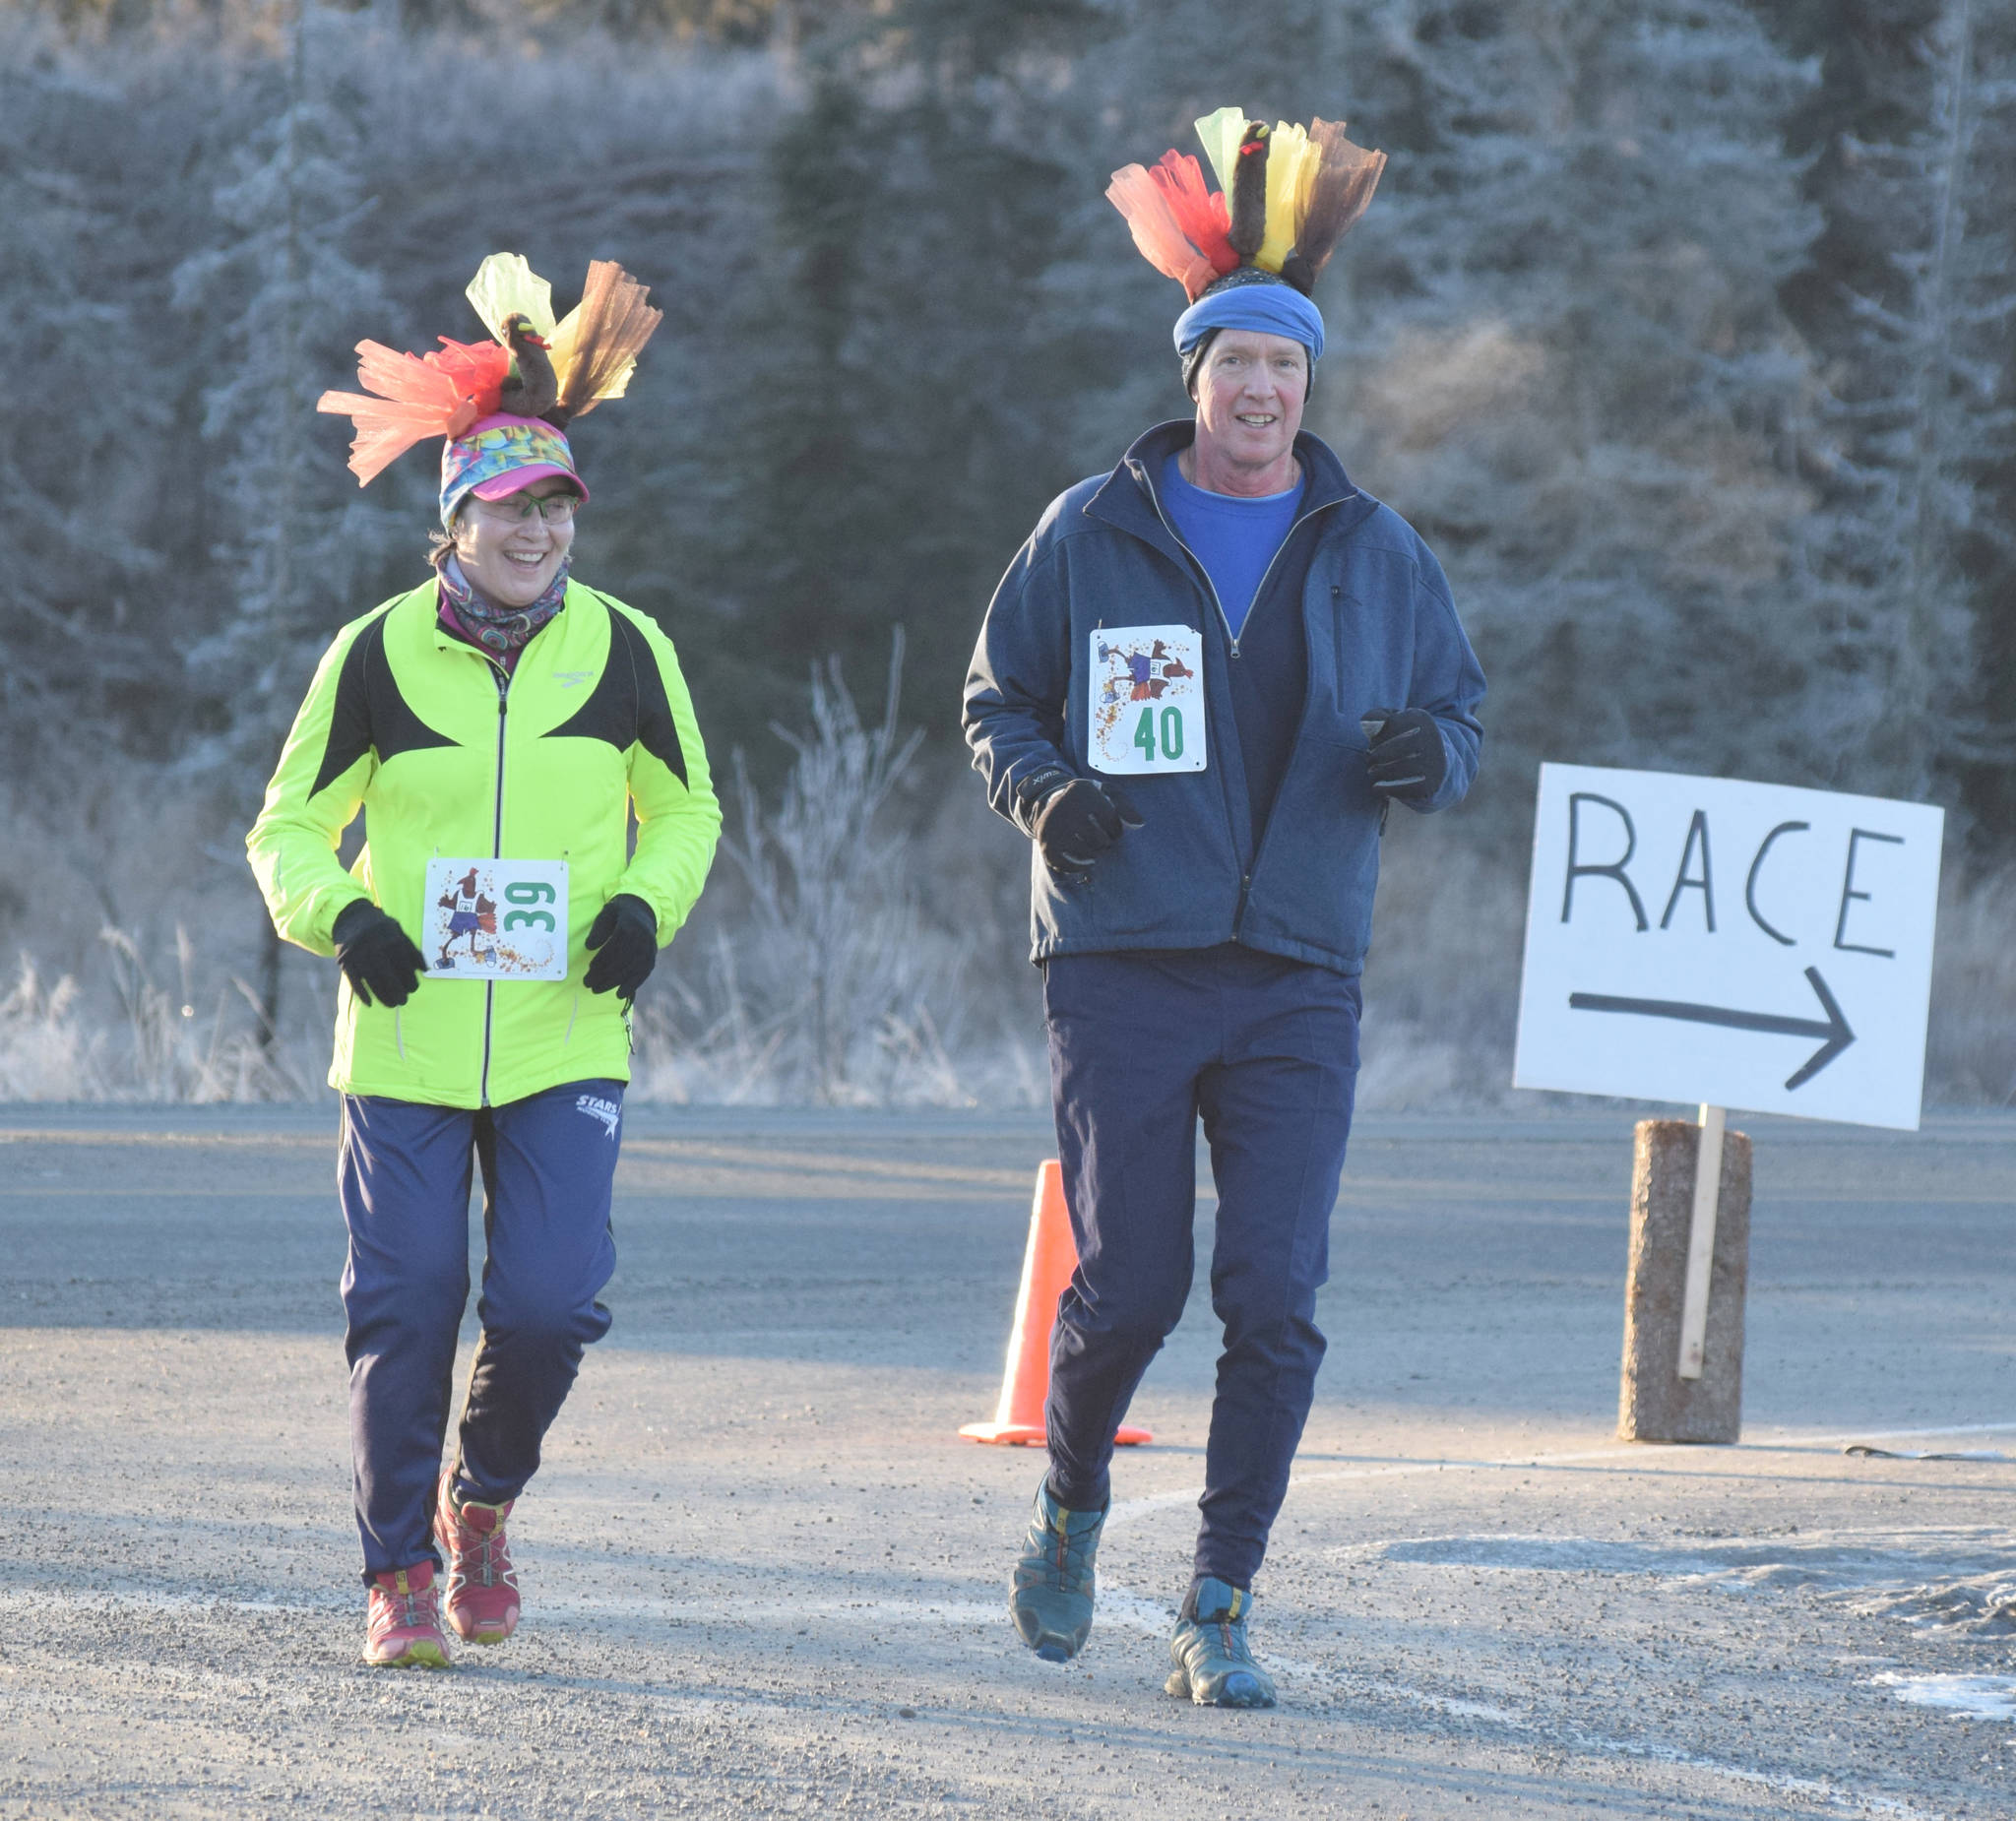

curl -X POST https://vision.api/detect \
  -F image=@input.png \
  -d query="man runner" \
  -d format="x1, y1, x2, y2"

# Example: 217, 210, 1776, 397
963, 107, 1485, 1707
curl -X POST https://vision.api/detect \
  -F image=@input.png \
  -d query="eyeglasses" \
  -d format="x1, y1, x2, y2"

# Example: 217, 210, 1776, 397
472, 491, 580, 525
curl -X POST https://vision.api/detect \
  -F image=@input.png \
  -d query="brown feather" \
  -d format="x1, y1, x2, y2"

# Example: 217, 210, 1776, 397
1227, 121, 1270, 262
549, 261, 663, 424
1281, 119, 1386, 294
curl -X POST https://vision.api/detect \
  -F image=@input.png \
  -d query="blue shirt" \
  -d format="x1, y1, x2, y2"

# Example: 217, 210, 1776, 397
1160, 454, 1303, 639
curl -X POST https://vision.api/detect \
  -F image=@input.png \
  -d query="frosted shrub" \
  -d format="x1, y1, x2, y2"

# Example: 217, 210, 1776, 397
0, 957, 99, 1101
635, 638, 979, 1106
98, 926, 309, 1103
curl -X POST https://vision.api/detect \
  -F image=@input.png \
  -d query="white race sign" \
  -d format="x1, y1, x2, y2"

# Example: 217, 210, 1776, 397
1513, 765, 1943, 1130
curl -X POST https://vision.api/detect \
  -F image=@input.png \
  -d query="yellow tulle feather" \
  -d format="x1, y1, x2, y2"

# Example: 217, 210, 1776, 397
1257, 122, 1320, 272
465, 252, 556, 346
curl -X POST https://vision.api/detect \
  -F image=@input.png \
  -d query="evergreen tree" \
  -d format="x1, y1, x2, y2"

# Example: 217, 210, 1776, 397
702, 0, 1113, 751
1772, 0, 2016, 812
0, 48, 156, 769
169, 1, 393, 1031
1310, 0, 1827, 824
172, 2, 393, 780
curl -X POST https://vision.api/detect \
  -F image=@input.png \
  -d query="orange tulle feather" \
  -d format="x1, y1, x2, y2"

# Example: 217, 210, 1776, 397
1105, 164, 1220, 302
317, 338, 510, 485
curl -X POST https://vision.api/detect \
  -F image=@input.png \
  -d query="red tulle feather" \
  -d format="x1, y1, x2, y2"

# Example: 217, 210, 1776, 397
426, 338, 512, 403
317, 338, 509, 485
1150, 152, 1236, 278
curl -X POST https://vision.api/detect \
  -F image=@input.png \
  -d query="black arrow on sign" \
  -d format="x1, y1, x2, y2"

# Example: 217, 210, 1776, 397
1568, 966, 1856, 1092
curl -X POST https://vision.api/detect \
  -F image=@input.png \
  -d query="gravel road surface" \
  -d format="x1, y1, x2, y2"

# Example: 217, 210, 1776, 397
3, 1104, 2013, 1819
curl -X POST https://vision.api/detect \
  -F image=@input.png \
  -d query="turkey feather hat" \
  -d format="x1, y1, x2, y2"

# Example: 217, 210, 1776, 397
317, 253, 662, 526
1106, 107, 1385, 390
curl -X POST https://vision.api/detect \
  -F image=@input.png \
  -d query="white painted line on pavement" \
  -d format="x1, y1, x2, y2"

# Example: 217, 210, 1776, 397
1083, 1421, 2012, 1817
1264, 1641, 1950, 1820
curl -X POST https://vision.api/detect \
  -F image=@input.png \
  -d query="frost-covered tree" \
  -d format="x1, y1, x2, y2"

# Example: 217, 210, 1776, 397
170, 2, 394, 1033
171, 2, 394, 785
713, 0, 1112, 745
0, 44, 158, 769
1774, 0, 2016, 806
1297, 0, 1826, 822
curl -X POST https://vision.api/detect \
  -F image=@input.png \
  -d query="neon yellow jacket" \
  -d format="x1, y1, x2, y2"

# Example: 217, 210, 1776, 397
247, 580, 721, 1107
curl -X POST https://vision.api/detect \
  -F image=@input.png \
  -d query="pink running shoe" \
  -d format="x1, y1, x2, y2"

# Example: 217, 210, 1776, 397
363, 1560, 452, 1668
433, 1470, 521, 1645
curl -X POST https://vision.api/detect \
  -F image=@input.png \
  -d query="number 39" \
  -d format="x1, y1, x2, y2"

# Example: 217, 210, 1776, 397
503, 878, 555, 934
1132, 706, 1186, 764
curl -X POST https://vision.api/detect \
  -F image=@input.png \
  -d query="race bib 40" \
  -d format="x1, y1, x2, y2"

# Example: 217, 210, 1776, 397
421, 858, 570, 982
1089, 625, 1207, 775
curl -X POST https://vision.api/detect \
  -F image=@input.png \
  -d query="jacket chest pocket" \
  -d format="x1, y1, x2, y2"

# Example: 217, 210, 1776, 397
1329, 586, 1409, 723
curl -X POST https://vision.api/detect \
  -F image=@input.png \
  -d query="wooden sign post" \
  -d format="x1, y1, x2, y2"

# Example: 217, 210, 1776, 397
1617, 1109, 1751, 1442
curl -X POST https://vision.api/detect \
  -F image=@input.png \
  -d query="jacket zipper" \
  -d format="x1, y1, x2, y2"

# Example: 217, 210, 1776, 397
1135, 458, 1333, 661
1132, 466, 1248, 876
1237, 562, 1350, 934
1133, 458, 1340, 932
479, 659, 510, 1107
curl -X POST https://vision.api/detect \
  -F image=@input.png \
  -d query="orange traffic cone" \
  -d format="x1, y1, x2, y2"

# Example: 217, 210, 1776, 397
960, 1160, 1153, 1447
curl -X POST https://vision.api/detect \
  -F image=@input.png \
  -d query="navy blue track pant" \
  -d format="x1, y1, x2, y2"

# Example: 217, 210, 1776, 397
338, 1080, 623, 1581
1041, 945, 1359, 1590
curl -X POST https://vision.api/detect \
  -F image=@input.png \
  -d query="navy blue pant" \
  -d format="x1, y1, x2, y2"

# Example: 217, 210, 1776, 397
338, 1080, 623, 1580
1041, 945, 1359, 1590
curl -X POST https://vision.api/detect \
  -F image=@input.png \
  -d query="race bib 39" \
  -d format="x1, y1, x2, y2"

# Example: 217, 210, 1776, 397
421, 858, 570, 982
1088, 625, 1207, 776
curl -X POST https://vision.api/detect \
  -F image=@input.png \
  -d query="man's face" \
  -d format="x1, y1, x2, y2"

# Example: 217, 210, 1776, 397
1192, 330, 1309, 474
453, 476, 580, 607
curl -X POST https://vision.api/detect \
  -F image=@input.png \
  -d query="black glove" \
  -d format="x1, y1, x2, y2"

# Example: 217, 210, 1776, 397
584, 893, 658, 1002
1363, 707, 1449, 803
332, 899, 427, 1009
1029, 776, 1143, 880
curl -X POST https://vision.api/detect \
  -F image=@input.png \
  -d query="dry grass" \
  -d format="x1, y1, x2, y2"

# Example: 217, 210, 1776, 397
3, 745, 2009, 1113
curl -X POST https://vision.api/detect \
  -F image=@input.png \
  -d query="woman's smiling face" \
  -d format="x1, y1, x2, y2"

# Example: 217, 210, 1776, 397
451, 476, 580, 606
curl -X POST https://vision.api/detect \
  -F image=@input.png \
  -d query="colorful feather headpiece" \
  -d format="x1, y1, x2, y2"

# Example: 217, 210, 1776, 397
317, 253, 663, 487
1106, 106, 1386, 303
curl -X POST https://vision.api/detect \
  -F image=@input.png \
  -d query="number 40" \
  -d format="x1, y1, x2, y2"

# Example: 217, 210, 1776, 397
1132, 706, 1185, 764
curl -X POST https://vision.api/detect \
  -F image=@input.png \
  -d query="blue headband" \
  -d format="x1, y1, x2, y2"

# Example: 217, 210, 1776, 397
1172, 279, 1326, 364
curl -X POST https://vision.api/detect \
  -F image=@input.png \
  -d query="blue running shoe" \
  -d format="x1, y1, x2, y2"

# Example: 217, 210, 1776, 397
1009, 1481, 1105, 1663
1166, 1578, 1277, 1708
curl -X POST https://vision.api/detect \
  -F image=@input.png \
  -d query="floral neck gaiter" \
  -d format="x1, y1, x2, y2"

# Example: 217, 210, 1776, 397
436, 553, 570, 668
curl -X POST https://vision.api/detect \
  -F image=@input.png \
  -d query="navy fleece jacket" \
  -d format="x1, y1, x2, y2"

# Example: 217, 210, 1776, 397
962, 420, 1485, 975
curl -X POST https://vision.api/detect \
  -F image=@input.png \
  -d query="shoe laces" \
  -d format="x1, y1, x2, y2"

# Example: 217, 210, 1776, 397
1040, 1505, 1102, 1583
1208, 1614, 1257, 1664
371, 1568, 440, 1636
446, 1497, 518, 1591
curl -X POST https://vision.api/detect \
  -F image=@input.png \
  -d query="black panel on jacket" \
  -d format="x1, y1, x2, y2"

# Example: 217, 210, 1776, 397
308, 606, 462, 799
541, 596, 688, 786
